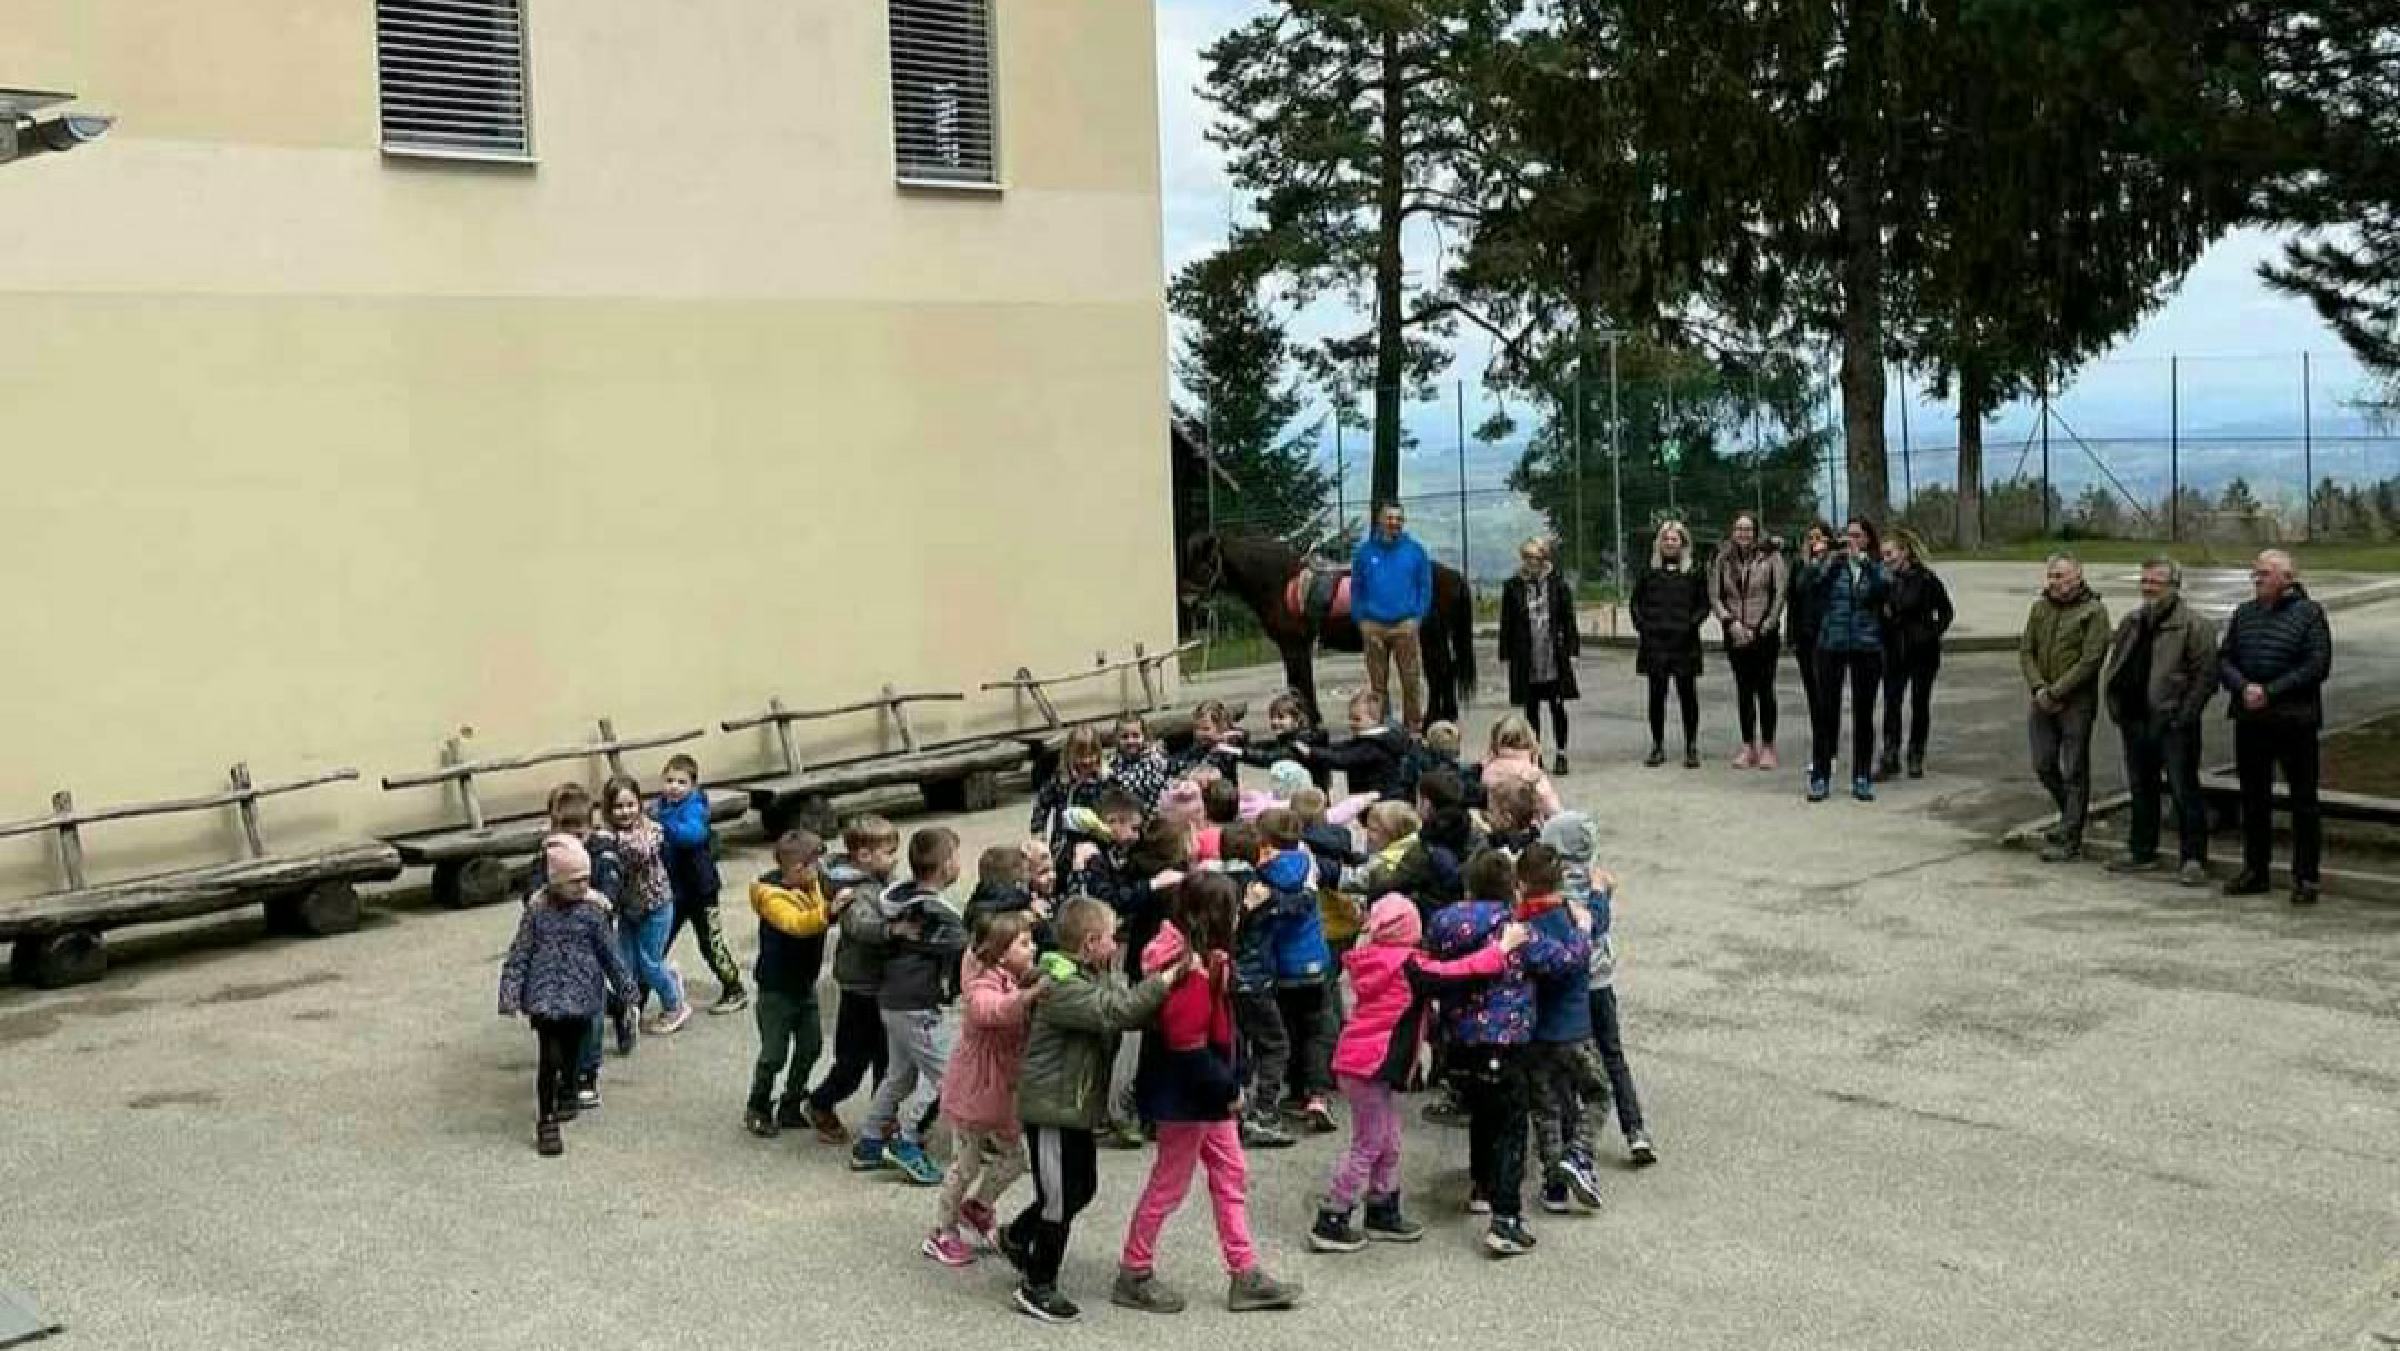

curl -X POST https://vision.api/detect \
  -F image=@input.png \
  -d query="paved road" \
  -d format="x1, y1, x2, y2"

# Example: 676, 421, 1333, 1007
5, 603, 2398, 1350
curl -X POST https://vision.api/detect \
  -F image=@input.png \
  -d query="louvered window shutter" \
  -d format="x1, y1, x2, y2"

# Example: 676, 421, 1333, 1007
377, 0, 533, 161
889, 0, 997, 185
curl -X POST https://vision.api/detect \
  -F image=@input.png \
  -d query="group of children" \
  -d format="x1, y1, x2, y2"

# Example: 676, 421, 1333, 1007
496, 690, 1658, 1321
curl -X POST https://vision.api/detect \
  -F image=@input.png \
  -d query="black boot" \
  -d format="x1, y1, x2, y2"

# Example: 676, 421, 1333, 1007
1875, 746, 1901, 782
1363, 1193, 1425, 1243
1905, 750, 1925, 779
1308, 1206, 1367, 1253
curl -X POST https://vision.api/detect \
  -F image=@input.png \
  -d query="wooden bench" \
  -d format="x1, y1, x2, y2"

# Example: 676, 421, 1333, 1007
722, 686, 1028, 837
0, 764, 402, 988
380, 717, 744, 908
983, 642, 1247, 785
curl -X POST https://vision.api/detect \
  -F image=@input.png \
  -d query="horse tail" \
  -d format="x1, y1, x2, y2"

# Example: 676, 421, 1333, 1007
1445, 570, 1478, 707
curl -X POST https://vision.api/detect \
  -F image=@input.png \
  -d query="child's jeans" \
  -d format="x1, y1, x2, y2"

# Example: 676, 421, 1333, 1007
1588, 986, 1647, 1139
865, 1008, 953, 1146
617, 905, 683, 1012
1326, 1074, 1402, 1210
807, 989, 888, 1112
936, 1123, 1028, 1231
1524, 1038, 1610, 1176
747, 988, 823, 1114
1007, 1124, 1098, 1291
1233, 990, 1289, 1118
1120, 1119, 1256, 1276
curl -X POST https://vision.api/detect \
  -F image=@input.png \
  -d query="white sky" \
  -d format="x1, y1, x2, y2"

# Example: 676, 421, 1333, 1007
1152, 0, 2378, 437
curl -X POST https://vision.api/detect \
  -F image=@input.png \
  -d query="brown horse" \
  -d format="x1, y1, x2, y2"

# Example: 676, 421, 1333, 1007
1182, 531, 1477, 727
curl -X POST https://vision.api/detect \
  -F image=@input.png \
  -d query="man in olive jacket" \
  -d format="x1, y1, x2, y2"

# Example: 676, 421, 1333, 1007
2101, 558, 2218, 884
2217, 549, 2333, 905
2020, 554, 2112, 862
1001, 898, 1183, 1323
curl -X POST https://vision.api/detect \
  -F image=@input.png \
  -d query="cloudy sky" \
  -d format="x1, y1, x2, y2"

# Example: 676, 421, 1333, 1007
1150, 0, 2378, 441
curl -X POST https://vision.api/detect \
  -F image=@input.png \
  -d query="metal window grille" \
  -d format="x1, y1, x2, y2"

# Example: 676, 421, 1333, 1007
376, 0, 532, 161
889, 0, 997, 185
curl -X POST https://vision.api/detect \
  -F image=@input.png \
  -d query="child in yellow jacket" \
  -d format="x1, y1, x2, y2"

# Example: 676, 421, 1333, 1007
746, 830, 832, 1136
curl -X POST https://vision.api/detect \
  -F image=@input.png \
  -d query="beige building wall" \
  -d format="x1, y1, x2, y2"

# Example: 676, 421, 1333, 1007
0, 0, 1172, 892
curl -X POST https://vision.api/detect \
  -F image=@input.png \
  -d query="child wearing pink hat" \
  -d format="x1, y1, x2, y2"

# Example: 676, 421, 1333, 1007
499, 836, 635, 1157
1309, 894, 1526, 1251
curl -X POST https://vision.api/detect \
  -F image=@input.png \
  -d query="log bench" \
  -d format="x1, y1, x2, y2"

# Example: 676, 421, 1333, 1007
721, 687, 1026, 837
380, 717, 737, 908
982, 642, 1245, 786
0, 765, 400, 989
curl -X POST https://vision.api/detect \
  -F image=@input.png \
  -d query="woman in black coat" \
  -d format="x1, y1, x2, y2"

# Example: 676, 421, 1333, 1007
1631, 520, 1711, 767
1497, 537, 1581, 774
1876, 528, 1955, 780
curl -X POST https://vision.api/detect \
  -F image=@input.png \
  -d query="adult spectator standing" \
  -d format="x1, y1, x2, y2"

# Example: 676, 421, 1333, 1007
1498, 538, 1581, 774
2020, 554, 2111, 863
1631, 520, 1710, 768
2101, 558, 2218, 886
1876, 529, 1954, 781
1785, 522, 1835, 773
1800, 518, 1889, 803
1711, 511, 1788, 771
1352, 501, 1434, 731
2217, 549, 2332, 905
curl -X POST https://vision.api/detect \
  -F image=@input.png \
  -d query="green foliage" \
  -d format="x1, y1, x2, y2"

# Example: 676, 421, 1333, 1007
1171, 245, 1337, 550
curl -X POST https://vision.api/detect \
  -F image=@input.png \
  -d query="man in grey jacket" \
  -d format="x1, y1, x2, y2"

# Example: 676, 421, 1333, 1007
2101, 558, 2218, 885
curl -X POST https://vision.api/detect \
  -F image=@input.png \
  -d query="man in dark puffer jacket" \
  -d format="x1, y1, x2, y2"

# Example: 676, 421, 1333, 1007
2217, 549, 2333, 905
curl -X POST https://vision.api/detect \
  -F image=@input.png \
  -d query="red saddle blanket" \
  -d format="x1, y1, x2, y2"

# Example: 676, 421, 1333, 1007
1283, 568, 1352, 629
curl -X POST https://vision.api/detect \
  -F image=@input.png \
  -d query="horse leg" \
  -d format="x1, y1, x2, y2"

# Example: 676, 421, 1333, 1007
1283, 642, 1322, 727
1423, 628, 1456, 725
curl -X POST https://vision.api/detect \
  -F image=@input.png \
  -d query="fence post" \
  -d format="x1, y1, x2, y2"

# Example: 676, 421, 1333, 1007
2166, 356, 2179, 544
1333, 402, 1346, 538
2040, 374, 2053, 536
1570, 371, 1586, 583
1456, 380, 1470, 588
2303, 350, 2315, 541
1609, 339, 1627, 596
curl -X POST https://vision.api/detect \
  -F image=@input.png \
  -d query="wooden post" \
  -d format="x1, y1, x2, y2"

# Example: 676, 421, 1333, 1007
768, 697, 801, 776
445, 738, 487, 832
1133, 642, 1159, 712
595, 718, 626, 778
229, 763, 267, 859
883, 684, 919, 754
50, 790, 86, 890
1017, 667, 1062, 730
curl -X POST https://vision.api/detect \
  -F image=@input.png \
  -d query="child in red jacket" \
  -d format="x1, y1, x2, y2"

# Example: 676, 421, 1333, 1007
1310, 894, 1525, 1253
1112, 874, 1303, 1316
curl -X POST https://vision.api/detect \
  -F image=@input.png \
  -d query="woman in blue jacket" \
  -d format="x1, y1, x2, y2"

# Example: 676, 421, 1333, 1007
1800, 518, 1890, 803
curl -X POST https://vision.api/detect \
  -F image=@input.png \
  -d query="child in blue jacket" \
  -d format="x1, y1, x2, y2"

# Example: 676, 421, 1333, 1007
655, 753, 747, 1015
1512, 842, 1611, 1216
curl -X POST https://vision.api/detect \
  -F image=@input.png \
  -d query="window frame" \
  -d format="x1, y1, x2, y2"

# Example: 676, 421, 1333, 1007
375, 0, 538, 165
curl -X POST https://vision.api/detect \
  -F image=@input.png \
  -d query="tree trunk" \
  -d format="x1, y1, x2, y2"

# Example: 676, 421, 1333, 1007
1837, 0, 1890, 525
1370, 20, 1407, 511
1956, 361, 1987, 551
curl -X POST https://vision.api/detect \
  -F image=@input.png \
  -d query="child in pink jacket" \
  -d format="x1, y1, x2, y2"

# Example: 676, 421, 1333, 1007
1480, 714, 1564, 822
924, 913, 1046, 1267
1310, 894, 1527, 1253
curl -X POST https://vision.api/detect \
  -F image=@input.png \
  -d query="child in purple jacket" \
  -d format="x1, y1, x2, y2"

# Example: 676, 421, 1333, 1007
499, 836, 635, 1157
1424, 848, 1539, 1257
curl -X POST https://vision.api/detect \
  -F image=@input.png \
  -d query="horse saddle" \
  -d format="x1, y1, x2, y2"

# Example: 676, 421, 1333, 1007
1283, 565, 1352, 633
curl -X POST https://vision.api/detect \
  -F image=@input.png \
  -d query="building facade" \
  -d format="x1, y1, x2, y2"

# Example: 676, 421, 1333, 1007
0, 0, 1171, 888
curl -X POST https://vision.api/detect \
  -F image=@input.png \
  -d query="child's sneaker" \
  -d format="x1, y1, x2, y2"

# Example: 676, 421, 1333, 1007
1538, 1180, 1572, 1213
710, 987, 750, 1016
1852, 775, 1875, 802
1806, 775, 1831, 803
1421, 1097, 1471, 1127
1016, 1284, 1081, 1324
888, 1139, 942, 1185
575, 1077, 601, 1111
535, 1117, 563, 1157
744, 1107, 778, 1138
921, 1229, 976, 1268
1301, 1096, 1338, 1134
959, 1198, 999, 1249
1111, 1267, 1188, 1314
611, 1006, 638, 1055
1308, 1207, 1367, 1254
1483, 1216, 1536, 1257
1225, 1267, 1300, 1311
1241, 1115, 1296, 1150
848, 1135, 888, 1171
1559, 1154, 1604, 1209
805, 1104, 848, 1145
774, 1096, 808, 1132
649, 1005, 693, 1036
1102, 1119, 1146, 1151
1757, 744, 1779, 771
1465, 1188, 1492, 1215
1628, 1132, 1660, 1166
1363, 1193, 1425, 1243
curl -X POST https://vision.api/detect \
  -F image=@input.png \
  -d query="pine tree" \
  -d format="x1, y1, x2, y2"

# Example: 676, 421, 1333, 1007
1171, 245, 1337, 551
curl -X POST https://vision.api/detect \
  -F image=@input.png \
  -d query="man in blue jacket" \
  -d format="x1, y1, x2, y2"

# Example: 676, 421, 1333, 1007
1352, 501, 1435, 730
2218, 549, 2333, 905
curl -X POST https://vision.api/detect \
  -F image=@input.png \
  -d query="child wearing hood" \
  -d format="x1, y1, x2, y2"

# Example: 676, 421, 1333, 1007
1111, 874, 1303, 1316
1309, 894, 1526, 1253
1541, 811, 1656, 1166
498, 835, 635, 1157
